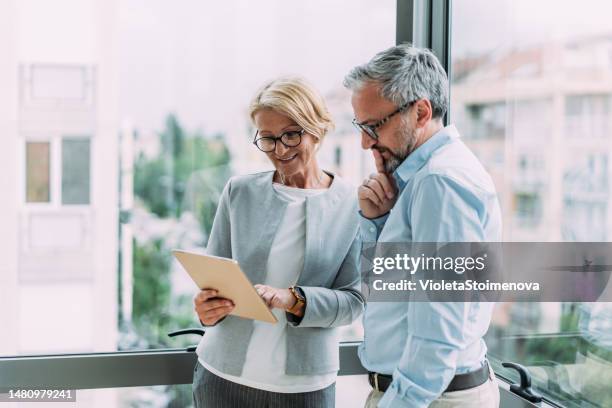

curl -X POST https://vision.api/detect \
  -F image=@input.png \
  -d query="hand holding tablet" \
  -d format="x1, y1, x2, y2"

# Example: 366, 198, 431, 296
173, 249, 278, 324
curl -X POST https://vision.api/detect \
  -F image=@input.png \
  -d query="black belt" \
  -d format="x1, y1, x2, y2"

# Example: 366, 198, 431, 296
368, 361, 490, 393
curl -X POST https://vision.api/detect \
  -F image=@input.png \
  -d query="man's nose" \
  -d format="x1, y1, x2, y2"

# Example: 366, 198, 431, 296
361, 132, 376, 150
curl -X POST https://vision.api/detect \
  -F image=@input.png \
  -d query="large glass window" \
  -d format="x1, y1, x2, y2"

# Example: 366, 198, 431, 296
120, 0, 394, 353
451, 0, 612, 406
3, 0, 394, 406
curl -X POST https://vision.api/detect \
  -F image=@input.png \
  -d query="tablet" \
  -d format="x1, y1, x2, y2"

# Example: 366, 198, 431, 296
173, 250, 278, 324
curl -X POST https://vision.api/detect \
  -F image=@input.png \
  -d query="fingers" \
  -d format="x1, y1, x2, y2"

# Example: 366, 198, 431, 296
358, 184, 383, 206
200, 298, 234, 312
195, 296, 234, 325
372, 149, 386, 174
360, 174, 395, 205
365, 174, 389, 202
193, 289, 218, 305
193, 288, 236, 324
199, 304, 234, 325
262, 292, 275, 307
369, 173, 396, 199
256, 284, 274, 307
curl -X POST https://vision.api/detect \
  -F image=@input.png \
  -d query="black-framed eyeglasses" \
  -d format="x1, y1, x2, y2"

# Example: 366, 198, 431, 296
252, 128, 305, 152
352, 100, 415, 141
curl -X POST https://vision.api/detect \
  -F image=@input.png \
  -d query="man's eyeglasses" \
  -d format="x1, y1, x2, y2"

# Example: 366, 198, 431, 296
253, 128, 305, 152
352, 101, 415, 141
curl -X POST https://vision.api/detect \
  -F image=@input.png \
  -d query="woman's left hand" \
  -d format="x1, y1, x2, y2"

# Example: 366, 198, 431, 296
255, 284, 296, 311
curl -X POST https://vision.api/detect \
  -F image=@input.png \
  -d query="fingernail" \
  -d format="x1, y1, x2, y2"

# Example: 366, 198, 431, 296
387, 192, 394, 199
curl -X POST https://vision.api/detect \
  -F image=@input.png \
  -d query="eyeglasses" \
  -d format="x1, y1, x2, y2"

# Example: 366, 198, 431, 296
253, 128, 305, 152
352, 101, 415, 141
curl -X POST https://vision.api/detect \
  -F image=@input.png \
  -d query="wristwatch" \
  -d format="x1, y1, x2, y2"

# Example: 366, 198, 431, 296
287, 286, 306, 315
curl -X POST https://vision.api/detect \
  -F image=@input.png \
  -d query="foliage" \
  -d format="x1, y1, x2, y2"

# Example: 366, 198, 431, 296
132, 238, 172, 347
134, 113, 231, 238
128, 114, 232, 407
130, 113, 232, 348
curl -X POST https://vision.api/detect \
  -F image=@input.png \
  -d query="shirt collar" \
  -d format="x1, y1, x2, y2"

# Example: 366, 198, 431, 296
392, 124, 460, 188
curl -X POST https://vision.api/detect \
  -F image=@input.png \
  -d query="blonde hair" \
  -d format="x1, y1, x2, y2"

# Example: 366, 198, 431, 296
249, 76, 334, 141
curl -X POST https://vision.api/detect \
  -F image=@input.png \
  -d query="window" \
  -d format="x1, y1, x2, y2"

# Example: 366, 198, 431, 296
24, 137, 91, 206
3, 0, 394, 406
25, 141, 51, 203
62, 138, 91, 205
451, 0, 612, 406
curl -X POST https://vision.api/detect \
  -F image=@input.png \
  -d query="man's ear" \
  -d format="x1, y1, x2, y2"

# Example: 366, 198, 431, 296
415, 99, 433, 128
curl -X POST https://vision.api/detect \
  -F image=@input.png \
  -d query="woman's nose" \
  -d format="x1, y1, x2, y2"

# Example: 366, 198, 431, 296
275, 141, 290, 156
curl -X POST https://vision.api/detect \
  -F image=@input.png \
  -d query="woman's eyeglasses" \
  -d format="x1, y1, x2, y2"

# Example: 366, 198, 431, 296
253, 129, 304, 152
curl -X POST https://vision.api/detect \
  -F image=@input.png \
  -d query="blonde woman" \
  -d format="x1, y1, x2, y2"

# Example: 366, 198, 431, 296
192, 77, 364, 407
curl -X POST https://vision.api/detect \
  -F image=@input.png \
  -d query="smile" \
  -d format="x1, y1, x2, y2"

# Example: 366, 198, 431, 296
277, 154, 297, 162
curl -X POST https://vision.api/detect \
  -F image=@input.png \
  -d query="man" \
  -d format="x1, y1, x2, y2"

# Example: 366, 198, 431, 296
344, 44, 502, 407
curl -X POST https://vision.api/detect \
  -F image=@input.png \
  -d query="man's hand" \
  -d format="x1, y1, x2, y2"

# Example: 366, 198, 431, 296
193, 289, 235, 326
255, 284, 298, 312
358, 149, 398, 219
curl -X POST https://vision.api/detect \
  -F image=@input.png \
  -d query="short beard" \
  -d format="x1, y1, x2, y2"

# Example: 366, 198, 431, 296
377, 118, 418, 174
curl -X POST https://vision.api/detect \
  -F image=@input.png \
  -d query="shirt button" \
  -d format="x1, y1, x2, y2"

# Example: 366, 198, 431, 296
369, 227, 375, 233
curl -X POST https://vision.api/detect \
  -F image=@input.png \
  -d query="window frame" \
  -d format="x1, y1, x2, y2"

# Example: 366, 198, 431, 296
21, 133, 92, 208
0, 2, 571, 406
0, 343, 549, 408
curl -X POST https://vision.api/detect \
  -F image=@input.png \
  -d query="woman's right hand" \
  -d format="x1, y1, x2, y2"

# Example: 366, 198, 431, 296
193, 289, 235, 326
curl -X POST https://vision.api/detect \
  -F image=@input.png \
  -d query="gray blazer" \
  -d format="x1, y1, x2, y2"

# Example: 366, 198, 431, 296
196, 171, 364, 376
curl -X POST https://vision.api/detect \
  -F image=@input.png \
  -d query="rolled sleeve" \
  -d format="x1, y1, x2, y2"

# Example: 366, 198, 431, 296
360, 211, 389, 242
289, 236, 365, 328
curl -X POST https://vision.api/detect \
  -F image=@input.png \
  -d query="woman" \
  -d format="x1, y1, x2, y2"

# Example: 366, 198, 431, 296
192, 77, 364, 407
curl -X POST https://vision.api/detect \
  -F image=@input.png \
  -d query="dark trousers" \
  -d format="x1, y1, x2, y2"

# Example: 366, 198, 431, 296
192, 362, 336, 408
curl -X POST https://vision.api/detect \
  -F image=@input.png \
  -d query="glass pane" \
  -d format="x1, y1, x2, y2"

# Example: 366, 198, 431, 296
122, 0, 394, 350
62, 138, 91, 205
451, 1, 612, 406
26, 141, 50, 203
3, 0, 394, 359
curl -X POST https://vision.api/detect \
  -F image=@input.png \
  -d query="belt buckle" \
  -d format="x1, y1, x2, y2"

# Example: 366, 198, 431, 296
373, 373, 380, 391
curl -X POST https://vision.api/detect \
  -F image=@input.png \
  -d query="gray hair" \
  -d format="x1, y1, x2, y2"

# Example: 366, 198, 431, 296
343, 43, 448, 120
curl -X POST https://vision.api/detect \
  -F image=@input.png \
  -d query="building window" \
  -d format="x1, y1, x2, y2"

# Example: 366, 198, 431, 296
25, 137, 91, 206
26, 141, 51, 203
62, 138, 91, 205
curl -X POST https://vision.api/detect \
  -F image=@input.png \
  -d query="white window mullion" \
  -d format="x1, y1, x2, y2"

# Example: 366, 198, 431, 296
51, 135, 62, 208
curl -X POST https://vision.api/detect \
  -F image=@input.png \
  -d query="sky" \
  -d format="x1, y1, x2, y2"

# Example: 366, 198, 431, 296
117, 0, 612, 136
118, 0, 395, 135
452, 0, 612, 55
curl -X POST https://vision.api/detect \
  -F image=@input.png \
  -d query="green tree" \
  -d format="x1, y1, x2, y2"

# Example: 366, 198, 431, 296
134, 113, 231, 235
132, 238, 172, 347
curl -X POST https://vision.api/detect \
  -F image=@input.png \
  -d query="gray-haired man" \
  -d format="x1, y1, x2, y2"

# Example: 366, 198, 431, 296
344, 44, 502, 407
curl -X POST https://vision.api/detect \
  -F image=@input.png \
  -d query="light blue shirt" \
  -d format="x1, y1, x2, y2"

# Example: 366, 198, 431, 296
359, 125, 502, 407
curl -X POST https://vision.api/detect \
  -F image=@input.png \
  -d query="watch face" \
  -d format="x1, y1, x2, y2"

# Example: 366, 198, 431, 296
294, 287, 305, 301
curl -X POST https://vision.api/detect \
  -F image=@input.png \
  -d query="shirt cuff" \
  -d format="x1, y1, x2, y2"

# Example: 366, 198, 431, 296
359, 211, 389, 242
377, 382, 427, 408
